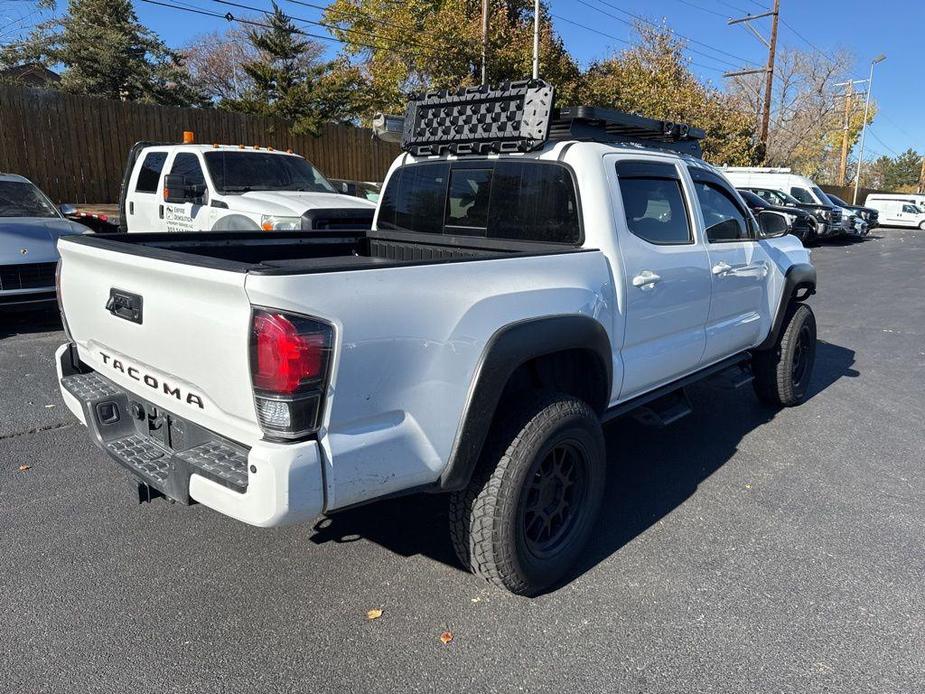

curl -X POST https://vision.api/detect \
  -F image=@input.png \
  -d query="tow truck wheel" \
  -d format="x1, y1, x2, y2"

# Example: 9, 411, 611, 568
449, 392, 605, 596
753, 303, 817, 406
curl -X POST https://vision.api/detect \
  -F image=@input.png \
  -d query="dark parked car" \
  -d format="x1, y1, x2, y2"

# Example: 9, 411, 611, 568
825, 193, 879, 230
737, 189, 817, 244
741, 186, 840, 239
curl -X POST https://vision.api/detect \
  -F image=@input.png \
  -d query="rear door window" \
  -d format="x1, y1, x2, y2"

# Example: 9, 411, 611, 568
135, 151, 168, 194
614, 161, 691, 245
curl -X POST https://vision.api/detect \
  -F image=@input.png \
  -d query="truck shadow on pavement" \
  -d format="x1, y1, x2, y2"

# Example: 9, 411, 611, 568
310, 341, 858, 590
0, 308, 62, 340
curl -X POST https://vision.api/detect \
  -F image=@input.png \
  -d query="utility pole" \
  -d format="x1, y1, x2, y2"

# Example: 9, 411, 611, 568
834, 80, 866, 186
838, 82, 853, 186
532, 0, 540, 80
759, 0, 780, 147
725, 1, 780, 156
481, 0, 489, 84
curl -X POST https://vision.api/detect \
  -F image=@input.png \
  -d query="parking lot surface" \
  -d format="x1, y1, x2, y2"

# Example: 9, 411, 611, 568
2, 230, 923, 693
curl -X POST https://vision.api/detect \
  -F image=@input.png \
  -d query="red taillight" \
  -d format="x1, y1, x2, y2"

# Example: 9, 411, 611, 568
250, 309, 333, 439
253, 312, 326, 393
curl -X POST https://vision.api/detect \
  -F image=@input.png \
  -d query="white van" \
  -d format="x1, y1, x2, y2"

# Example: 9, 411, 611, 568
864, 195, 925, 229
722, 167, 856, 237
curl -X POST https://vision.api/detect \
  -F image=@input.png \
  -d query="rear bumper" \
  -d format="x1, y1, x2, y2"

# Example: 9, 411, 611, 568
56, 343, 325, 527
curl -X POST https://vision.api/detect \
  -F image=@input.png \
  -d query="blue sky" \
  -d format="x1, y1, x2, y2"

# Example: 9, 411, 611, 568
54, 0, 925, 155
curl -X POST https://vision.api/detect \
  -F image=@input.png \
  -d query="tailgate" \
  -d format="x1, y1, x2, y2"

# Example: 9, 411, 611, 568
58, 238, 260, 444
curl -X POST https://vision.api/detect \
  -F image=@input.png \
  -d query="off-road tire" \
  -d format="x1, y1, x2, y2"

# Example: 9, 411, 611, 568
753, 303, 817, 406
449, 392, 605, 596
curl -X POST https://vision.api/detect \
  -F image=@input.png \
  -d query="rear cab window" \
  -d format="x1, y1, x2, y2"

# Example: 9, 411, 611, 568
135, 151, 168, 194
377, 160, 581, 244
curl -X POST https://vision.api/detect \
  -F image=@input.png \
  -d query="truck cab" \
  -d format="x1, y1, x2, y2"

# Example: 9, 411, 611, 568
120, 138, 376, 233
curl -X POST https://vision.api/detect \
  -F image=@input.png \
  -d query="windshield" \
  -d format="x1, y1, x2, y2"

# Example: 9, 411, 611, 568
811, 186, 835, 206
0, 180, 59, 218
204, 152, 336, 194
827, 194, 849, 207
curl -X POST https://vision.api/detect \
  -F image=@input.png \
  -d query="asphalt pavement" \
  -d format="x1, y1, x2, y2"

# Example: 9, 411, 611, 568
2, 229, 923, 693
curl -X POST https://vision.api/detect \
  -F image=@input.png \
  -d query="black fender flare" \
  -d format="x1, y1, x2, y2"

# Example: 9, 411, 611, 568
756, 263, 816, 351
439, 315, 612, 491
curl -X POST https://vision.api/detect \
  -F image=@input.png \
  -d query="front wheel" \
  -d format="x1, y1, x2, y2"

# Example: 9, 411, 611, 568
449, 392, 606, 596
919, 221, 925, 231
753, 303, 817, 406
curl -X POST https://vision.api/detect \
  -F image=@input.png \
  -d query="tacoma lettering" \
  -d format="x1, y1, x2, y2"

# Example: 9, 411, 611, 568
97, 351, 205, 409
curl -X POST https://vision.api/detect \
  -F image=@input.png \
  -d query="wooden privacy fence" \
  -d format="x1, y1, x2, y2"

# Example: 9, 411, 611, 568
0, 84, 401, 204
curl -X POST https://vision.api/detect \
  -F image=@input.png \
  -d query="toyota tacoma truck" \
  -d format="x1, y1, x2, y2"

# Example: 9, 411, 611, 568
118, 134, 376, 233
55, 82, 817, 596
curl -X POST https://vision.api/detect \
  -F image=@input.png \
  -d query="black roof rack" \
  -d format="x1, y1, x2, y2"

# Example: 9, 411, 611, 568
400, 80, 704, 158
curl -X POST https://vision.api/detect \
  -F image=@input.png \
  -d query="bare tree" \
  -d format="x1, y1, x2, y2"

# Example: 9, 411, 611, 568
727, 47, 866, 181
181, 26, 260, 103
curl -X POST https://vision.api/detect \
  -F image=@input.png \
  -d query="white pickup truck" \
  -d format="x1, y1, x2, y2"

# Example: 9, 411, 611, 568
55, 82, 817, 595
118, 138, 376, 233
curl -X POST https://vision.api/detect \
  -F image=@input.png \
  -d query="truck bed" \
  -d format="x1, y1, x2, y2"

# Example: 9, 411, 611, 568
63, 229, 582, 275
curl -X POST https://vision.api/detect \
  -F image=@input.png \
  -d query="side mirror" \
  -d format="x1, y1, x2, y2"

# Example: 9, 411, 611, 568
163, 174, 189, 203
757, 210, 790, 238
58, 203, 78, 217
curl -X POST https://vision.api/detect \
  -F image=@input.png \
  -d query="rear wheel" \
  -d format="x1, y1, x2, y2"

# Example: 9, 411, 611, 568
449, 392, 605, 596
919, 221, 925, 231
753, 303, 817, 406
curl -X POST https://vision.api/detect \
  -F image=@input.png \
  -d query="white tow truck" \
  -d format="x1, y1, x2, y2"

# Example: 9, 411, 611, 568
118, 134, 376, 233
55, 82, 818, 595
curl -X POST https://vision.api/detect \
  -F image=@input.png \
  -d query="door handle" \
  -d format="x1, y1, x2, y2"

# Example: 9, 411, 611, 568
712, 261, 732, 276
632, 270, 661, 288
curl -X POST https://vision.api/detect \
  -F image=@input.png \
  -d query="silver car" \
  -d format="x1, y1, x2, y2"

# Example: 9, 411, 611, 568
0, 174, 86, 309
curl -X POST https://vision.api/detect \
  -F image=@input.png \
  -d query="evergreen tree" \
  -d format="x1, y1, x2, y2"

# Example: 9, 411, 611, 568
3, 0, 204, 106
223, 3, 365, 134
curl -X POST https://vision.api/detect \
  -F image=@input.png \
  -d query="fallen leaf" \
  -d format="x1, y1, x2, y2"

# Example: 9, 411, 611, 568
439, 631, 453, 645
744, 483, 752, 489
18, 464, 31, 472
470, 597, 481, 603
366, 608, 383, 621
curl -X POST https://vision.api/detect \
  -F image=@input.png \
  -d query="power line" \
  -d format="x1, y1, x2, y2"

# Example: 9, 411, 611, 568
581, 0, 756, 66
867, 128, 900, 157
204, 0, 442, 55
778, 17, 838, 67
672, 0, 729, 18
551, 12, 728, 74
138, 0, 442, 60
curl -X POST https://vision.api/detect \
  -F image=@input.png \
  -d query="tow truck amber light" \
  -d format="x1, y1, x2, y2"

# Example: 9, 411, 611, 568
251, 309, 333, 439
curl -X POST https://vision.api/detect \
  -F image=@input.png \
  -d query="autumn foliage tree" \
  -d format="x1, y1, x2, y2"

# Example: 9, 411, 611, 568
322, 0, 580, 120
580, 24, 758, 165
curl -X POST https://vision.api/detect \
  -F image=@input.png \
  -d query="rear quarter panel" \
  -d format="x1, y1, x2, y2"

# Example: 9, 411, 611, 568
244, 250, 615, 509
